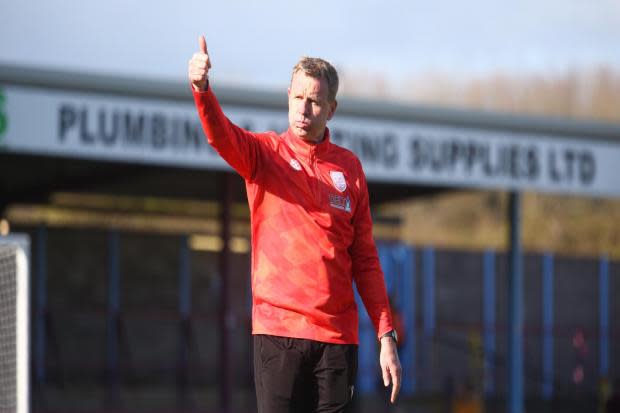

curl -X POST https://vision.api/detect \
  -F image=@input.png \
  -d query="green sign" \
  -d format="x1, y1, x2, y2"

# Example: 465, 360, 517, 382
0, 89, 7, 145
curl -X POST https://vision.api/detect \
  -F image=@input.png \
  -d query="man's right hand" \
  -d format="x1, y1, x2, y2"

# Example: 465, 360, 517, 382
188, 35, 211, 92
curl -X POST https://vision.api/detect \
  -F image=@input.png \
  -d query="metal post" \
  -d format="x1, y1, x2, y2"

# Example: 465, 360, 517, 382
599, 256, 609, 378
423, 247, 435, 337
399, 245, 416, 394
219, 173, 233, 413
178, 235, 191, 408
507, 191, 523, 413
106, 230, 120, 407
542, 253, 554, 400
422, 246, 435, 391
483, 249, 496, 397
35, 225, 47, 387
179, 235, 191, 321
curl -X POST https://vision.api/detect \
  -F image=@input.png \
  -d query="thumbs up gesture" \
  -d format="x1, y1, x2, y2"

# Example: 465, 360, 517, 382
188, 35, 211, 91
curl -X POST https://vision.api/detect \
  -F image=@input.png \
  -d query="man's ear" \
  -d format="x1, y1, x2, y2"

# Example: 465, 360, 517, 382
288, 87, 291, 98
327, 100, 337, 120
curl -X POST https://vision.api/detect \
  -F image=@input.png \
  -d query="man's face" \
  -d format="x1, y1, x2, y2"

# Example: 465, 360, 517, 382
288, 71, 337, 143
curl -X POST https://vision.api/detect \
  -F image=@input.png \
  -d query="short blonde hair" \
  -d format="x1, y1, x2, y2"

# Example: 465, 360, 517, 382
291, 57, 339, 102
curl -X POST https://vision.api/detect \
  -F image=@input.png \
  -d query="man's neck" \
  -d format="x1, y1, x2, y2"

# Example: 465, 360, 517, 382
293, 128, 326, 145
304, 136, 325, 145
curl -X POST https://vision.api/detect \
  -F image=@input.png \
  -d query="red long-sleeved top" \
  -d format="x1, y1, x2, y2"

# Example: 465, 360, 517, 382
194, 87, 393, 344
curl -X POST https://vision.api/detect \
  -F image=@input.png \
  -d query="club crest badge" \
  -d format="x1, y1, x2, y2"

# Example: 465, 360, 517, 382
290, 159, 302, 171
330, 171, 347, 192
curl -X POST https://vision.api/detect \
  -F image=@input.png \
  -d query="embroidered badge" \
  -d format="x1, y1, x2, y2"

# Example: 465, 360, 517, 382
330, 171, 347, 192
329, 194, 351, 213
290, 159, 302, 171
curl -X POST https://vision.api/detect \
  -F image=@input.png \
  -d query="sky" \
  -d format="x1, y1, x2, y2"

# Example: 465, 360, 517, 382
1, 0, 619, 93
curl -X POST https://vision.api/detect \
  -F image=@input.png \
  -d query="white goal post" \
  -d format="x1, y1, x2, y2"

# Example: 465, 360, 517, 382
0, 234, 30, 413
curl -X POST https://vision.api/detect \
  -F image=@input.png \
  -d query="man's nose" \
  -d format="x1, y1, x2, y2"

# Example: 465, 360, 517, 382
299, 99, 311, 115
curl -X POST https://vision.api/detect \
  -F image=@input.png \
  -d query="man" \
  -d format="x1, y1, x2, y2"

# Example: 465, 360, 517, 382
188, 35, 401, 413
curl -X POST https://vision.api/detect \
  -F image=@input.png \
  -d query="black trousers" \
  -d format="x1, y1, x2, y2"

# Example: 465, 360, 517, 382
253, 334, 358, 413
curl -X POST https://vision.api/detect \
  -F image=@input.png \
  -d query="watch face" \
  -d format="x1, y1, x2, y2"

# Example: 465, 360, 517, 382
383, 330, 398, 343
391, 330, 398, 343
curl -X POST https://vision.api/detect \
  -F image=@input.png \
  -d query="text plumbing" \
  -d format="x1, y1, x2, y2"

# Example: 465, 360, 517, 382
55, 103, 597, 188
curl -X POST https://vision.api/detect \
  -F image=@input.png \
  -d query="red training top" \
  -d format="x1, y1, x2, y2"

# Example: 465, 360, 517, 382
194, 87, 393, 344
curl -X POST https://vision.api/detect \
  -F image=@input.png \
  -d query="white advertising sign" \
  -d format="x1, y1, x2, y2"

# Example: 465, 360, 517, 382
1, 84, 619, 197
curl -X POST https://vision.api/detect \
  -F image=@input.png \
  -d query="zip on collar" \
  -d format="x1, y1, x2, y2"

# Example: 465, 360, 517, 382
283, 127, 332, 162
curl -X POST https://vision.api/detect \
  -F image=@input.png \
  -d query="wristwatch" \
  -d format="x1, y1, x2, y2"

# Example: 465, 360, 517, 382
380, 329, 398, 343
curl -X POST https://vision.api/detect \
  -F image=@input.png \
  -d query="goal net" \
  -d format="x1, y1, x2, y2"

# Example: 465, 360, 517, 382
0, 235, 30, 413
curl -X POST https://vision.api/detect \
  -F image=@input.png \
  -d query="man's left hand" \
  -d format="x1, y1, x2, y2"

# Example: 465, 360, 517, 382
379, 335, 402, 403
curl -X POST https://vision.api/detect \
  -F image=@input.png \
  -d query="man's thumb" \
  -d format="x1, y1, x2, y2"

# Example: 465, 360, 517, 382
198, 35, 207, 54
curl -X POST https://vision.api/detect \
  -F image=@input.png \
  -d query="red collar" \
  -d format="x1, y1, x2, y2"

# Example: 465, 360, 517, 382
282, 127, 332, 160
